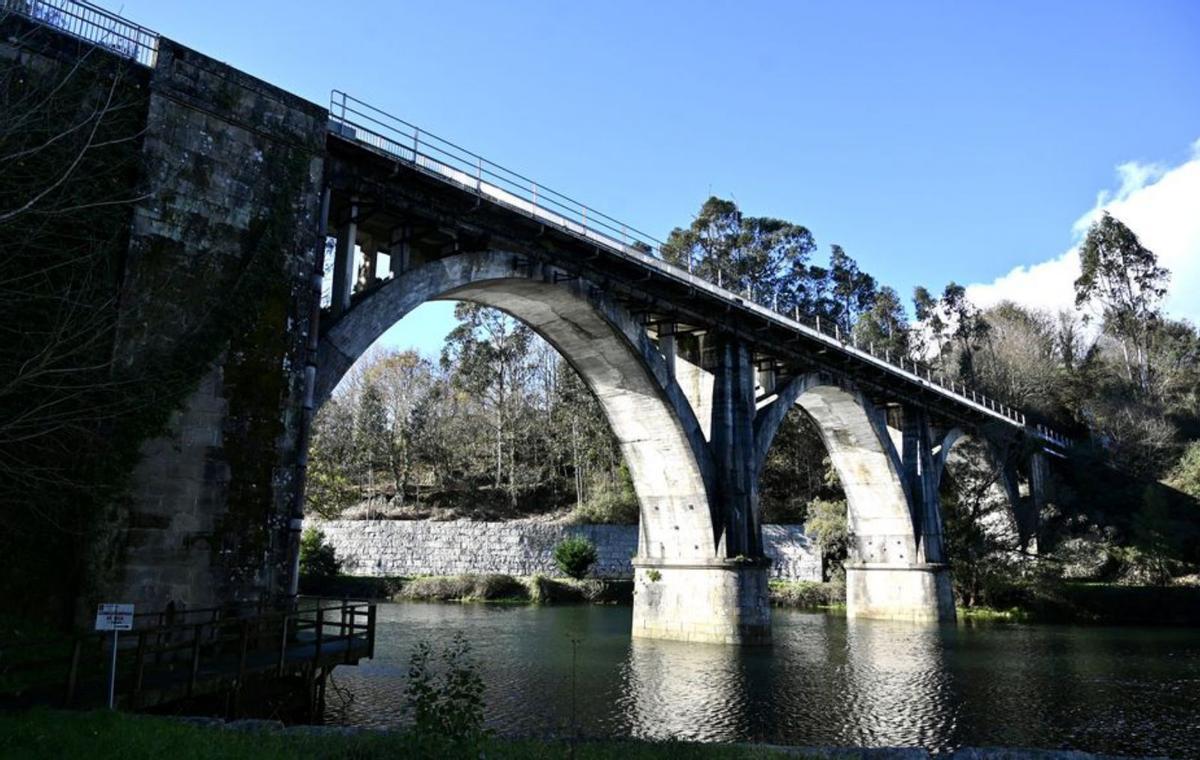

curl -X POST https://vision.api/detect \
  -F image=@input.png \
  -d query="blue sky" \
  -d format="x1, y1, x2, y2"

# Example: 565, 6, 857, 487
121, 1, 1200, 356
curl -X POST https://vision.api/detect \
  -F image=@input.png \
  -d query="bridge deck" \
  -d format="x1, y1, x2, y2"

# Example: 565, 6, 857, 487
325, 92, 1070, 451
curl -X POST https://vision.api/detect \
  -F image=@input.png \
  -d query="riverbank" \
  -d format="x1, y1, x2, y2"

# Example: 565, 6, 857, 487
302, 573, 633, 604
0, 709, 1150, 759
766, 578, 1200, 626
305, 573, 1200, 625
955, 581, 1200, 625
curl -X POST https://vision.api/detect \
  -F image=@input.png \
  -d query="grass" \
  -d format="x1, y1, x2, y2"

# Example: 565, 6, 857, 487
396, 574, 633, 605
955, 606, 1032, 622
0, 709, 810, 760
768, 580, 845, 609
956, 581, 1200, 626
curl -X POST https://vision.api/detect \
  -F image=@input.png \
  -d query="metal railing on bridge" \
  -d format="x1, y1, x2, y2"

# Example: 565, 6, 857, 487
327, 90, 1072, 449
4, 0, 159, 67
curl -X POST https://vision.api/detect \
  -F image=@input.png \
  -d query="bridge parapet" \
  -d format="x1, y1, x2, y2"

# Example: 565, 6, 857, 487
5, 0, 158, 65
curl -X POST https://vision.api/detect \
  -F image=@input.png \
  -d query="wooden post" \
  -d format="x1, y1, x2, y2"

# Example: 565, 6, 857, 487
343, 604, 356, 665
313, 612, 324, 664
188, 623, 202, 697
133, 631, 147, 708
277, 615, 289, 676
237, 619, 250, 685
64, 638, 82, 707
367, 604, 377, 659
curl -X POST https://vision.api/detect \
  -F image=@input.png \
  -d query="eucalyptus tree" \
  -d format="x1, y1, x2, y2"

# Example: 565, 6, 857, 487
827, 245, 877, 332
852, 286, 910, 359
660, 196, 820, 311
914, 282, 989, 381
1074, 212, 1169, 394
441, 303, 538, 507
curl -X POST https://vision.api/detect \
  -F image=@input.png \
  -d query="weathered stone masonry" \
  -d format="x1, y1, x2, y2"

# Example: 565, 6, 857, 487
312, 520, 821, 582
111, 38, 325, 613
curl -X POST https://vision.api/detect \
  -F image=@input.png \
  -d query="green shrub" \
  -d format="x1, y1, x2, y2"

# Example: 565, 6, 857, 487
405, 632, 487, 745
553, 536, 598, 579
768, 580, 845, 608
568, 483, 639, 525
298, 528, 340, 580
806, 498, 849, 581
399, 574, 528, 602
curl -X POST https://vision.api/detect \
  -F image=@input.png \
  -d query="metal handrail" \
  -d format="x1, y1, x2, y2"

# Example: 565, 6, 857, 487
327, 90, 1072, 449
4, 0, 159, 67
1, 599, 376, 708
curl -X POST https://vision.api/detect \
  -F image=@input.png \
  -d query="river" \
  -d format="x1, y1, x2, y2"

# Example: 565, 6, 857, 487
324, 602, 1200, 757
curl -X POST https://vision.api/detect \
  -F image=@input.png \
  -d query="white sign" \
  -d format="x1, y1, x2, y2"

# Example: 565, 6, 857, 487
95, 603, 134, 631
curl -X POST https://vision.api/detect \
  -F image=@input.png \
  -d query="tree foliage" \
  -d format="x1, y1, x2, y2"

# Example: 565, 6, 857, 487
299, 528, 341, 580
660, 196, 818, 310
1075, 212, 1169, 393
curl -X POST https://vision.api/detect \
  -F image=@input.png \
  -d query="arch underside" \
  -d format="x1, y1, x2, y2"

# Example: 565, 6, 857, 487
761, 373, 921, 565
940, 434, 1021, 544
316, 252, 717, 559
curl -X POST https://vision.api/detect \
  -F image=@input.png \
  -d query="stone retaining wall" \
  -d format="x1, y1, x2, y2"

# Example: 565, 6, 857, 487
312, 520, 821, 581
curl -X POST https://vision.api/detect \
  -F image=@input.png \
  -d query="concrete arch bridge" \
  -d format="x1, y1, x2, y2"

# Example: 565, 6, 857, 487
304, 96, 1063, 644
5, 6, 1066, 645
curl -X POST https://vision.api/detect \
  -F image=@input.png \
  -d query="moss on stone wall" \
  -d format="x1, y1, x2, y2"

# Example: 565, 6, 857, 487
1, 25, 325, 625
0, 28, 152, 625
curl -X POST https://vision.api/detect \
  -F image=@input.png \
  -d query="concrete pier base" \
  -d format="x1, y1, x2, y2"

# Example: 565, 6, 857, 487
631, 559, 771, 645
845, 563, 956, 623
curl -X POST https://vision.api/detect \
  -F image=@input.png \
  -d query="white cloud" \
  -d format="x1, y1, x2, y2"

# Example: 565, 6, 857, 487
967, 139, 1200, 325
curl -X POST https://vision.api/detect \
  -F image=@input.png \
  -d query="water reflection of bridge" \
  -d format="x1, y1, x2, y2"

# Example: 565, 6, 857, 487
618, 614, 956, 748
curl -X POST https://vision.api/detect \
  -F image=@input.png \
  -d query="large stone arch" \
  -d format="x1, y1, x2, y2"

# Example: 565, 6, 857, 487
314, 251, 717, 560
754, 372, 955, 622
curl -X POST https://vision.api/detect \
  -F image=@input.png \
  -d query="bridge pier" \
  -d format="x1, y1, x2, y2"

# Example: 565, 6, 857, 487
632, 559, 771, 645
845, 564, 955, 623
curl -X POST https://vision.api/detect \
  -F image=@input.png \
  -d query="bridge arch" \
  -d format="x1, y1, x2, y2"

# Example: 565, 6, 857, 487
314, 251, 718, 560
753, 372, 955, 621
936, 430, 1027, 547
755, 372, 918, 565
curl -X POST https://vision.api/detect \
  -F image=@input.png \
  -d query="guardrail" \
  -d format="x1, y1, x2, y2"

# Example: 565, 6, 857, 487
0, 598, 375, 709
4, 0, 159, 67
327, 90, 1072, 449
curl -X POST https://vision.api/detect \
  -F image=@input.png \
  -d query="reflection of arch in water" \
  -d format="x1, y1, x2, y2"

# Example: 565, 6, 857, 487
316, 251, 717, 561
616, 638, 752, 742
839, 618, 957, 749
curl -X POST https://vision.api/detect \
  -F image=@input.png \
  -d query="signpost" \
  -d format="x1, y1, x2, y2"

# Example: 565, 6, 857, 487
95, 603, 134, 709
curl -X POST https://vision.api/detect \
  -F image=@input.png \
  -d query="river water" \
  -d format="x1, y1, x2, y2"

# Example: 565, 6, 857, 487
325, 602, 1200, 757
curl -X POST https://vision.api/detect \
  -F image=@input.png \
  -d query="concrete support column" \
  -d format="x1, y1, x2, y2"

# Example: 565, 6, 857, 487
659, 331, 677, 383
709, 336, 762, 558
756, 364, 776, 395
356, 236, 377, 291
330, 203, 357, 317
845, 564, 956, 622
844, 403, 954, 624
632, 559, 770, 645
900, 405, 947, 564
674, 335, 714, 440
1021, 451, 1050, 553
389, 225, 411, 278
